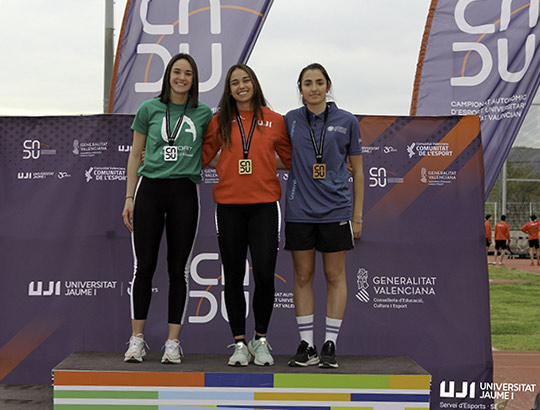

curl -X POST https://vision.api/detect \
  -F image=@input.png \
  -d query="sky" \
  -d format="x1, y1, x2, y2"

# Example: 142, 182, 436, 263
0, 0, 432, 117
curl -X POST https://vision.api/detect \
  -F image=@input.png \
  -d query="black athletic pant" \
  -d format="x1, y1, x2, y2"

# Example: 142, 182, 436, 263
131, 177, 199, 324
216, 202, 279, 337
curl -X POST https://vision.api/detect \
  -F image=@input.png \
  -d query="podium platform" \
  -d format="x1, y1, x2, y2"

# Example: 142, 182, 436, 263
52, 352, 431, 409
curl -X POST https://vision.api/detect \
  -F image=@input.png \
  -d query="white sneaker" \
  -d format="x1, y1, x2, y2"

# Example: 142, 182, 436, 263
124, 335, 147, 362
248, 337, 274, 366
161, 339, 183, 364
227, 341, 251, 366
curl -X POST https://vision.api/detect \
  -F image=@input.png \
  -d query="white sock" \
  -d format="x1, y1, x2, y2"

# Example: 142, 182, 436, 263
296, 314, 314, 347
325, 317, 342, 346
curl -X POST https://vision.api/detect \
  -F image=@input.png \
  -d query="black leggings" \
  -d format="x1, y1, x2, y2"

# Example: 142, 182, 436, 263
216, 202, 279, 337
131, 177, 199, 324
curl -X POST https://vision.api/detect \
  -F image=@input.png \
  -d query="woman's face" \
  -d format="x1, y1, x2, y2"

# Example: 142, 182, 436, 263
169, 58, 193, 100
300, 69, 330, 107
229, 68, 254, 107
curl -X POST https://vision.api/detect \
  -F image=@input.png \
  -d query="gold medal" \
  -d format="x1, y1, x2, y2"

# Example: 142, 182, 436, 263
239, 159, 252, 174
312, 163, 326, 179
163, 145, 178, 162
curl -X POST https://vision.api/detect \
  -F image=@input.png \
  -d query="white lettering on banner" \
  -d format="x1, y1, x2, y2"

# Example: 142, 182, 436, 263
452, 0, 537, 86
28, 280, 118, 297
22, 139, 57, 159
369, 167, 387, 188
450, 94, 527, 120
118, 145, 132, 152
23, 140, 40, 159
440, 379, 537, 403
190, 253, 219, 285
368, 167, 403, 187
188, 253, 250, 324
28, 281, 61, 296
140, 0, 173, 35
440, 381, 476, 399
135, 0, 223, 93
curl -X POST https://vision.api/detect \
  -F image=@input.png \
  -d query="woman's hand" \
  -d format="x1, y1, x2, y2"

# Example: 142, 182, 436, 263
122, 198, 135, 232
352, 220, 362, 239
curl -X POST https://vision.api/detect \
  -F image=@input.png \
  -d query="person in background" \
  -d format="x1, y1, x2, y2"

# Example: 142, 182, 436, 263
202, 64, 292, 367
284, 63, 364, 369
493, 215, 511, 266
485, 214, 492, 257
122, 53, 213, 364
520, 214, 540, 266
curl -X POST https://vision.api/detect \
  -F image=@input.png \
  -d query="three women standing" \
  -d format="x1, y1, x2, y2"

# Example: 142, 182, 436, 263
122, 54, 213, 363
121, 57, 363, 369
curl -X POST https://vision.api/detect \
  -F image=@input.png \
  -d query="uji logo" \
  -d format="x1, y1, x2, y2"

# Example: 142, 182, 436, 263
28, 281, 62, 296
440, 380, 476, 399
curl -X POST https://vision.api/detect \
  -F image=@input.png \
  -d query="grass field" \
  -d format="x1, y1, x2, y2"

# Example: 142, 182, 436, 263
489, 265, 540, 350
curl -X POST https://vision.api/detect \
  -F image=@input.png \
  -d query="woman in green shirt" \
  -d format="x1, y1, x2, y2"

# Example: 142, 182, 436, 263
121, 53, 213, 364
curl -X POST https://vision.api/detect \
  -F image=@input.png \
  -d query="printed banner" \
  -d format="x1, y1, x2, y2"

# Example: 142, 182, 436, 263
0, 115, 494, 409
411, 0, 540, 197
109, 0, 274, 114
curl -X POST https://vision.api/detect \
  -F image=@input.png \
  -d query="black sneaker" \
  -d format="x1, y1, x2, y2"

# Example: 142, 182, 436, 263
288, 340, 319, 367
319, 340, 338, 368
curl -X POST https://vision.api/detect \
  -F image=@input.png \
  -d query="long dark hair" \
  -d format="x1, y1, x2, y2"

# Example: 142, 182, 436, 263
159, 53, 200, 108
217, 64, 266, 149
297, 62, 332, 106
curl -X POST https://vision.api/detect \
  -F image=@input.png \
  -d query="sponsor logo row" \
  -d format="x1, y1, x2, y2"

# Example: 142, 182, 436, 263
22, 139, 131, 160
368, 167, 457, 188
17, 167, 127, 182
362, 142, 454, 158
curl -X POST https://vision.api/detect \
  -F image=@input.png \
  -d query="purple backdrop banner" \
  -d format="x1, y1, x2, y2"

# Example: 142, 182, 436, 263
411, 0, 540, 198
0, 114, 492, 410
109, 0, 274, 114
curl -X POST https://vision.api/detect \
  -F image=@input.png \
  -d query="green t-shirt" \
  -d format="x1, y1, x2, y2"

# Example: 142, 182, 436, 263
131, 97, 213, 183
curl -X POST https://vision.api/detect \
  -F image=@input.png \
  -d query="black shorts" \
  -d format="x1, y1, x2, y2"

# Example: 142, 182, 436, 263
495, 240, 507, 250
284, 221, 354, 253
529, 238, 539, 249
486, 238, 491, 247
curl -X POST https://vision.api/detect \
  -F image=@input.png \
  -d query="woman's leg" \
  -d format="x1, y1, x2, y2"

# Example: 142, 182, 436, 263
216, 204, 249, 340
322, 251, 347, 320
292, 249, 316, 317
319, 250, 347, 368
287, 249, 319, 367
131, 178, 166, 331
164, 180, 199, 330
248, 203, 279, 337
125, 178, 165, 362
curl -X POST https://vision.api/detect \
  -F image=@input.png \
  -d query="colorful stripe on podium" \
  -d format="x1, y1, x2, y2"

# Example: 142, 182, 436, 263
53, 370, 430, 409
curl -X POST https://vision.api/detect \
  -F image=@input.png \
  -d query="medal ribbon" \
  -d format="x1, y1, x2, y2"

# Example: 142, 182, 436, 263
236, 111, 257, 160
305, 103, 329, 163
165, 101, 188, 146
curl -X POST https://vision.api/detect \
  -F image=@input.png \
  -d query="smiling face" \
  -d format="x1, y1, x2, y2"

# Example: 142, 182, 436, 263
169, 58, 193, 104
299, 69, 331, 112
229, 68, 254, 110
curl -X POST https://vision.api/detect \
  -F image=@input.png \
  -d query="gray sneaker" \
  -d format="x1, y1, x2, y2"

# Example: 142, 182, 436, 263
248, 337, 274, 366
227, 341, 251, 366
